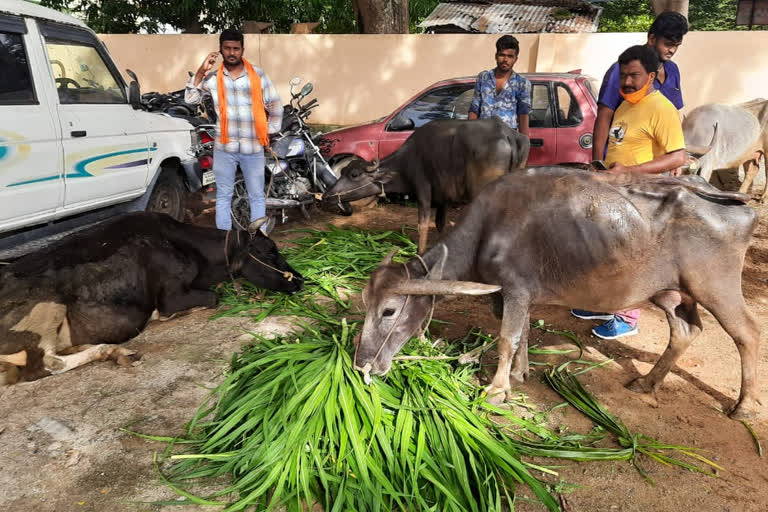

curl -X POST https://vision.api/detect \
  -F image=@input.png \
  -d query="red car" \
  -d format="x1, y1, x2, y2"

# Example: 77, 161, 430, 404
318, 71, 599, 173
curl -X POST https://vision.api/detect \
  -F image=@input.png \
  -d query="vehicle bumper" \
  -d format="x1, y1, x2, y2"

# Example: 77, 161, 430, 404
180, 157, 202, 192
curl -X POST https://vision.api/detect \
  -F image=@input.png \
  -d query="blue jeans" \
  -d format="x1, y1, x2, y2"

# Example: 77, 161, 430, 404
213, 150, 265, 231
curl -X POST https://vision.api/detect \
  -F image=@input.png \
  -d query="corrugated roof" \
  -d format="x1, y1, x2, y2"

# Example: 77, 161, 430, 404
420, 1, 602, 33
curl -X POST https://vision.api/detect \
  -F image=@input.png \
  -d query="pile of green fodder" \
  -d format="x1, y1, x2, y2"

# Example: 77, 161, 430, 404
133, 227, 721, 511
214, 225, 417, 323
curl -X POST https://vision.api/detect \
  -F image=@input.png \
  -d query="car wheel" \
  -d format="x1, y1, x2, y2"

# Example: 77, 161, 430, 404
148, 170, 185, 221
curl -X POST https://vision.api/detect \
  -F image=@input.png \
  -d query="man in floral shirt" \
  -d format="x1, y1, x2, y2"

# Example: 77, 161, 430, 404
468, 35, 531, 136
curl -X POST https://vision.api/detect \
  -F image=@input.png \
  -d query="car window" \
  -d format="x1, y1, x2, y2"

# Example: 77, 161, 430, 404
555, 82, 583, 127
0, 32, 35, 105
45, 40, 126, 104
451, 87, 476, 120
389, 85, 472, 131
529, 82, 553, 129
583, 78, 599, 102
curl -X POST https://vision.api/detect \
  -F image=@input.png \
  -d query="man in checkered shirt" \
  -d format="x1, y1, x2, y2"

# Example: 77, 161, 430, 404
185, 28, 283, 232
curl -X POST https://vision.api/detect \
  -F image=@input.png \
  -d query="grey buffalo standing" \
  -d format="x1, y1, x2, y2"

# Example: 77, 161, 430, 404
354, 168, 760, 420
684, 98, 768, 202
323, 117, 530, 253
0, 212, 303, 385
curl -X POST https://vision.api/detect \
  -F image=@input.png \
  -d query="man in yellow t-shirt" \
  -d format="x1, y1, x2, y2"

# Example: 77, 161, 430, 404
603, 45, 687, 175
572, 44, 687, 340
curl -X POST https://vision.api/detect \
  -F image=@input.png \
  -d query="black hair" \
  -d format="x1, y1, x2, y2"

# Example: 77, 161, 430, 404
220, 28, 244, 47
618, 45, 660, 74
495, 35, 519, 54
648, 11, 688, 43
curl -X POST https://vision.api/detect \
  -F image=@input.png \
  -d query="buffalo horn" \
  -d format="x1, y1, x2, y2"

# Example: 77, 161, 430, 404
366, 158, 380, 173
247, 216, 268, 235
392, 280, 501, 296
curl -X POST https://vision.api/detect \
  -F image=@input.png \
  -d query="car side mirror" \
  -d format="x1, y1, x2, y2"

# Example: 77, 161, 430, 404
126, 68, 141, 110
389, 113, 415, 131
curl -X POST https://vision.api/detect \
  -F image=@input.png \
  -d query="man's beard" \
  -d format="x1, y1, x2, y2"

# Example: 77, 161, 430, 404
224, 57, 242, 68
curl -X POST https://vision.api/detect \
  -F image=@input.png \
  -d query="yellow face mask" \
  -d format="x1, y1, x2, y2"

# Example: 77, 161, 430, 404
619, 75, 654, 104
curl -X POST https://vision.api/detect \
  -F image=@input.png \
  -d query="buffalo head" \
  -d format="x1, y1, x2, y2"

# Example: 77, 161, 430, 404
322, 157, 384, 211
229, 218, 304, 294
354, 246, 500, 380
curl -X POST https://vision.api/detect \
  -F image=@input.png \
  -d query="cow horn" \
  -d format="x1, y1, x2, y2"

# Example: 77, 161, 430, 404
392, 280, 501, 296
366, 159, 380, 173
686, 122, 718, 157
247, 216, 268, 235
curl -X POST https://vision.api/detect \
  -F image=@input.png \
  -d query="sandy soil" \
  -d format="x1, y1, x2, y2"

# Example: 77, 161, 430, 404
1, 198, 766, 512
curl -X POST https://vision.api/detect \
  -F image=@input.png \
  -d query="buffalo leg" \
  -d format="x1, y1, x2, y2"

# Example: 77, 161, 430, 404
43, 344, 135, 374
486, 295, 529, 405
435, 205, 447, 233
760, 153, 768, 203
627, 290, 701, 394
417, 195, 432, 254
697, 291, 761, 419
738, 156, 760, 195
158, 287, 218, 317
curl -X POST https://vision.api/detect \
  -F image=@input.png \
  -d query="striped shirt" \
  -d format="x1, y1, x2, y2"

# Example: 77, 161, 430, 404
185, 65, 283, 154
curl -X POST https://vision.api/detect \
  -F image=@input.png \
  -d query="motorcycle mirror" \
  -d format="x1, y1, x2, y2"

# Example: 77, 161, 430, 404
300, 83, 314, 98
289, 77, 302, 86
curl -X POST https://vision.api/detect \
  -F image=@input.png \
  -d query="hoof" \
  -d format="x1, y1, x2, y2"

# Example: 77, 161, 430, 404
43, 354, 67, 373
626, 376, 654, 394
510, 369, 529, 384
484, 385, 508, 405
728, 399, 760, 420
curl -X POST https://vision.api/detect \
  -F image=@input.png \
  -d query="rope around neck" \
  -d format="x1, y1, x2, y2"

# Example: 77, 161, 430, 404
224, 230, 294, 282
248, 253, 295, 281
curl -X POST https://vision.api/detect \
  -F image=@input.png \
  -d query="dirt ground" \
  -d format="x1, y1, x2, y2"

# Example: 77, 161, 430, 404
1, 198, 767, 512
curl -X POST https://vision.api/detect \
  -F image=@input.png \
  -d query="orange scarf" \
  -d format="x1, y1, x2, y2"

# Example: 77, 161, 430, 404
217, 57, 270, 147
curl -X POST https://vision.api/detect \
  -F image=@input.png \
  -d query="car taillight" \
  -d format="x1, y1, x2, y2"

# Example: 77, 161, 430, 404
199, 155, 213, 169
200, 131, 214, 144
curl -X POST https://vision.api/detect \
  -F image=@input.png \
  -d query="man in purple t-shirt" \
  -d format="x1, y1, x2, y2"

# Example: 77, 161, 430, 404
573, 11, 689, 340
592, 11, 689, 163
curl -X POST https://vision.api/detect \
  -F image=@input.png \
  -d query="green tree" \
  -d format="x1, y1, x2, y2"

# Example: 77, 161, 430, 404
597, 0, 762, 33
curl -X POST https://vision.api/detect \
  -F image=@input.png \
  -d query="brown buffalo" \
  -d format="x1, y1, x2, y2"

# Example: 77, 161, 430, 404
354, 168, 760, 419
323, 117, 530, 252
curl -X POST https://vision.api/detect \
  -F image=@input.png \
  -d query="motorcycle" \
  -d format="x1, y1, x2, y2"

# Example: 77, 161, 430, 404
222, 76, 344, 233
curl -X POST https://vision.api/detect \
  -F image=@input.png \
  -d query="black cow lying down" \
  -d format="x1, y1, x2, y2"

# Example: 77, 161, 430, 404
355, 169, 761, 420
323, 117, 530, 253
0, 212, 303, 385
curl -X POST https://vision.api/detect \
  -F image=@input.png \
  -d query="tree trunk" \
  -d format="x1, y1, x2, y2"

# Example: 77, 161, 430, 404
352, 0, 409, 33
650, 0, 689, 19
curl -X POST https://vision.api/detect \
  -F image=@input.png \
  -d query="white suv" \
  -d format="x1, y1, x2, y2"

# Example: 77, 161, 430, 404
0, 0, 201, 256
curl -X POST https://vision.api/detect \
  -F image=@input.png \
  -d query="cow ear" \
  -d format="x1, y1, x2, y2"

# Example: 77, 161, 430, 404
427, 244, 448, 281
379, 248, 398, 266
247, 217, 268, 236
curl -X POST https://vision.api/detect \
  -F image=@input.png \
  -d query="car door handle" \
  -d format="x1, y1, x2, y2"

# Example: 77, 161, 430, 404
71, 130, 87, 138
529, 138, 543, 147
